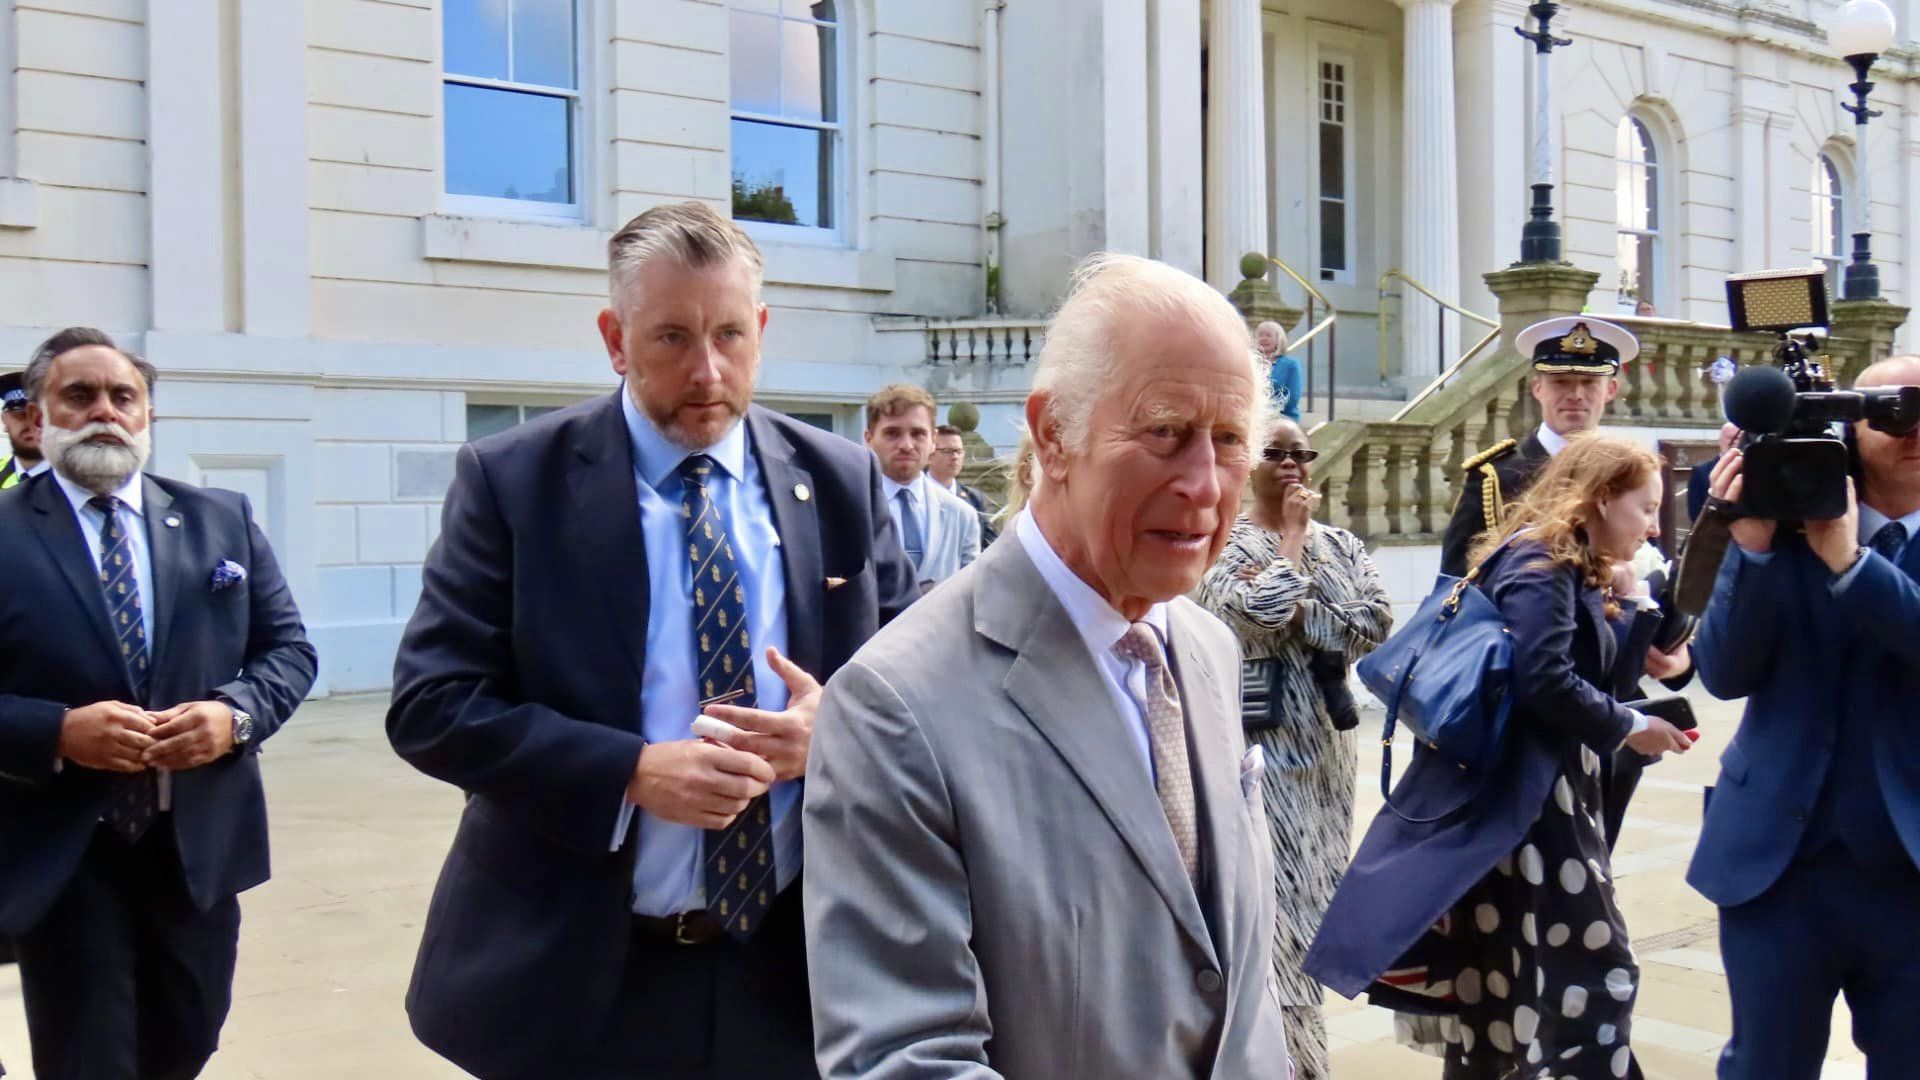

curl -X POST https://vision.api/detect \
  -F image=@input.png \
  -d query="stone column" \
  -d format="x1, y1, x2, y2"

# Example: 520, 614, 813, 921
1451, 0, 1529, 320
1205, 0, 1268, 289
1398, 0, 1463, 382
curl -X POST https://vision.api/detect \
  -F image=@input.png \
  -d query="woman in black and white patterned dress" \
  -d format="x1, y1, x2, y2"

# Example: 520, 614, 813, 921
1303, 435, 1697, 1080
1196, 418, 1393, 1080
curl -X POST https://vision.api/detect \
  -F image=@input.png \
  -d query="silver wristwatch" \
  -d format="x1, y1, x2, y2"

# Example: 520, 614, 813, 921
230, 707, 255, 749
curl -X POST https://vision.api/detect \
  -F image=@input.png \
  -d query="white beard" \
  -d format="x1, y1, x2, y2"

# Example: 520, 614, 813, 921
44, 420, 151, 495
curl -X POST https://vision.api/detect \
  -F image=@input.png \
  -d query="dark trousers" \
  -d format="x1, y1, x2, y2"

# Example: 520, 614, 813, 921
551, 888, 816, 1080
14, 825, 241, 1080
1717, 846, 1920, 1080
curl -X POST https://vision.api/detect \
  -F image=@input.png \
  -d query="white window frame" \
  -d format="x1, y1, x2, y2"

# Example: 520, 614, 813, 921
440, 0, 589, 223
1613, 115, 1661, 313
1812, 151, 1847, 295
1311, 49, 1358, 287
727, 1, 851, 247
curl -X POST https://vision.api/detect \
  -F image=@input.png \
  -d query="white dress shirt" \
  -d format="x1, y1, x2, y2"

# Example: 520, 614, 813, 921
53, 468, 170, 808
1013, 509, 1165, 781
1535, 423, 1570, 457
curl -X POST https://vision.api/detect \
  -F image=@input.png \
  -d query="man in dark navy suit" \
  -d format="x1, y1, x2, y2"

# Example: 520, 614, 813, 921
0, 328, 316, 1080
1690, 355, 1920, 1079
388, 201, 915, 1080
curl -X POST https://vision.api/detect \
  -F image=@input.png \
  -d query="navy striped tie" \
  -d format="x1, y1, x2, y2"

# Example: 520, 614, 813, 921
679, 455, 775, 941
91, 495, 156, 841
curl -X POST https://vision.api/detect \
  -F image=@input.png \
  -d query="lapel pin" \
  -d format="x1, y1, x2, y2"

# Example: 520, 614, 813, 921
164, 515, 182, 528
793, 483, 811, 503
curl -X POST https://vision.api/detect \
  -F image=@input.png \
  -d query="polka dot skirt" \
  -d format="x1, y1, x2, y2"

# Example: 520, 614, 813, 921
1396, 744, 1641, 1079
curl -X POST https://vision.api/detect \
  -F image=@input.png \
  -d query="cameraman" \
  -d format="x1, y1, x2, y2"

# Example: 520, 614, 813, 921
1688, 355, 1920, 1079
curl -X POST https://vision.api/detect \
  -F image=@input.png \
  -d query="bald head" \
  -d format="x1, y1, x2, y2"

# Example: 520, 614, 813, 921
1855, 355, 1920, 389
1852, 354, 1920, 520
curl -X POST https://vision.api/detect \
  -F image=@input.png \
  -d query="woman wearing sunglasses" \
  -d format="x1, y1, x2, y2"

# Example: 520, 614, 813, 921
1194, 417, 1392, 1080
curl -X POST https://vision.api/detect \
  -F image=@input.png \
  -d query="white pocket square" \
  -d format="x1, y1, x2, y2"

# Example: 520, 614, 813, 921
1239, 745, 1266, 797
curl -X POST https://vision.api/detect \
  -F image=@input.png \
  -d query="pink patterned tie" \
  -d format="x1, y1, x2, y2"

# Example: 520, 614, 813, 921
1114, 622, 1200, 884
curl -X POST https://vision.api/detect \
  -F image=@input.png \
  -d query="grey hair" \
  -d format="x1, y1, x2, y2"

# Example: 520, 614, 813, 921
1254, 320, 1288, 354
1030, 252, 1271, 452
607, 201, 765, 313
24, 326, 157, 401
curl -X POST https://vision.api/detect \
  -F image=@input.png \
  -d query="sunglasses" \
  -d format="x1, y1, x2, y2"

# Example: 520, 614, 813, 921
1262, 446, 1319, 464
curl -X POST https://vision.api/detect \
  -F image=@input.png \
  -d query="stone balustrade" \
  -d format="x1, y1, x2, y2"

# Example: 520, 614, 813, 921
1304, 268, 1909, 545
913, 317, 1048, 366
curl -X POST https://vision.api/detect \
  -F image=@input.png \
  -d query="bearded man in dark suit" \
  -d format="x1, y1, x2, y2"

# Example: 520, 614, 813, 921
0, 327, 316, 1080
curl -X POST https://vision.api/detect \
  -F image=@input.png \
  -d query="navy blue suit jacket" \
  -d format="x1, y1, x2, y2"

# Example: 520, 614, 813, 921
0, 473, 316, 934
1687, 534, 1920, 907
387, 395, 916, 1078
1306, 541, 1640, 998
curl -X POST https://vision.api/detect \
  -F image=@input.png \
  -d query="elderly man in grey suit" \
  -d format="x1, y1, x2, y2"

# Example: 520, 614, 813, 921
804, 253, 1291, 1078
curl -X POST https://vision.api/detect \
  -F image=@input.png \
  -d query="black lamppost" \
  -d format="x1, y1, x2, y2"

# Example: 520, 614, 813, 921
1832, 0, 1897, 301
1516, 1, 1572, 264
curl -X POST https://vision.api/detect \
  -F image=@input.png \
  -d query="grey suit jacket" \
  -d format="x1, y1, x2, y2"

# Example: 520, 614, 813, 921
804, 535, 1290, 1078
909, 475, 981, 587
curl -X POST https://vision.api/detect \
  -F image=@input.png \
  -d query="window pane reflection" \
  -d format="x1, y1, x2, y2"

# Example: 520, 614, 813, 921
445, 84, 573, 204
444, 0, 508, 80
512, 0, 576, 88
732, 119, 833, 228
730, 12, 781, 114
780, 22, 837, 122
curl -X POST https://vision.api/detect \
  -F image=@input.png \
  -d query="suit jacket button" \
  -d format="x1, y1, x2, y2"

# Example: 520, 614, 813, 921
1195, 969, 1223, 994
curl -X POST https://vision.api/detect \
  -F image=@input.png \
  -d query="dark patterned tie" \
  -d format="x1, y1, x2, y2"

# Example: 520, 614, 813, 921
1871, 521, 1907, 563
91, 495, 156, 841
679, 455, 775, 941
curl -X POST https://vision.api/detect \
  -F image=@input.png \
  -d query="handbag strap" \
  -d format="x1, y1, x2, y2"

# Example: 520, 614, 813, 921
1375, 535, 1520, 824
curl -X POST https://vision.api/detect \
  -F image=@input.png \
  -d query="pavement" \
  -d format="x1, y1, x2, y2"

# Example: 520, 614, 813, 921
0, 686, 1873, 1078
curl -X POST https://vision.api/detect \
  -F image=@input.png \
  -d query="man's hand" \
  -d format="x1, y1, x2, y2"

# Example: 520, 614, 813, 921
57, 702, 155, 772
1805, 477, 1863, 576
142, 701, 237, 771
1708, 451, 1777, 554
626, 740, 776, 830
1625, 715, 1693, 759
699, 648, 822, 782
1643, 642, 1692, 682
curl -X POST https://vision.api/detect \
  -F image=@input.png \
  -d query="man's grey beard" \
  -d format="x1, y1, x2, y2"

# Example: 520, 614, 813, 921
44, 420, 151, 494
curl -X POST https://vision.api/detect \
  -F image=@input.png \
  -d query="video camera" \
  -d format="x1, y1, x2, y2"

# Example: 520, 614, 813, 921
1723, 269, 1920, 521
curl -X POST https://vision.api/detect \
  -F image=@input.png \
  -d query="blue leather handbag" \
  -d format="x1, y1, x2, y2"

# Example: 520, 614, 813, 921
1356, 539, 1517, 822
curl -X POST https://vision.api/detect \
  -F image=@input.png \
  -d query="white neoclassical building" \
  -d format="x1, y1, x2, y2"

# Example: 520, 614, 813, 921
0, 0, 1913, 692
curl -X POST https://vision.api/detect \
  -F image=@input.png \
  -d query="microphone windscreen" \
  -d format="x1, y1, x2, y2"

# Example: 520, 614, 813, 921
1723, 365, 1797, 435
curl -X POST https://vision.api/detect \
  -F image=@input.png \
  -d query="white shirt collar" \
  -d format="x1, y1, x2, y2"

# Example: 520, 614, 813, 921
1859, 502, 1920, 546
1013, 508, 1169, 657
1535, 423, 1570, 457
53, 467, 144, 518
881, 470, 924, 507
24, 459, 50, 477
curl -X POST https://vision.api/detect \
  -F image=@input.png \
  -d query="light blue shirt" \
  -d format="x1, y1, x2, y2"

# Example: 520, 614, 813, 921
55, 468, 155, 652
1012, 508, 1165, 781
1831, 503, 1920, 592
612, 393, 798, 915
